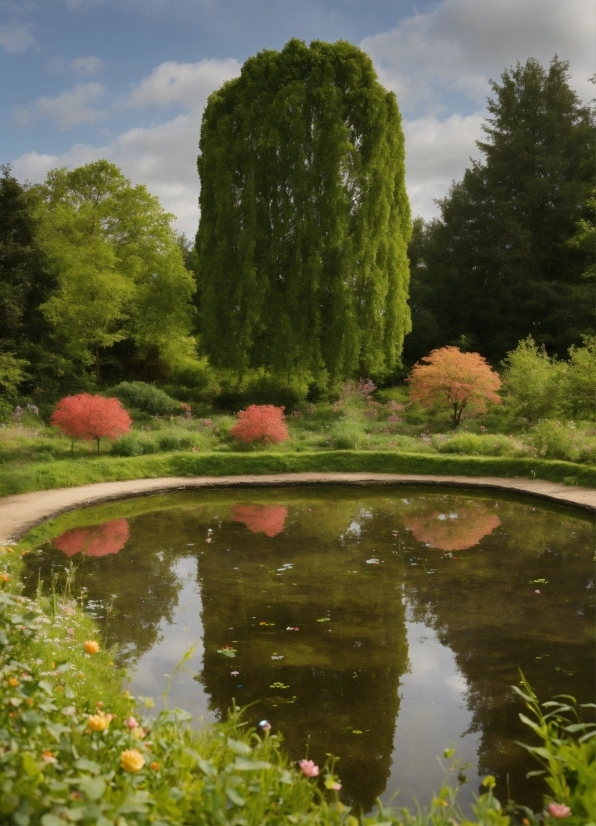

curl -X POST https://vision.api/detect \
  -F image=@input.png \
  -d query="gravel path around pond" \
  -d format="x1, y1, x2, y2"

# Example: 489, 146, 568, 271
0, 473, 594, 543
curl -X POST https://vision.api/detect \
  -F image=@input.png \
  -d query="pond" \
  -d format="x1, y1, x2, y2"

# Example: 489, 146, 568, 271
23, 486, 594, 813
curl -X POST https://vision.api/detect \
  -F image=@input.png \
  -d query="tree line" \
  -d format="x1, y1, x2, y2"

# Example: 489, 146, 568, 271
0, 45, 593, 416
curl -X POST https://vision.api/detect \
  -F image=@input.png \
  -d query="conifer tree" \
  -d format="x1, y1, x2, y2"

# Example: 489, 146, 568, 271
196, 39, 411, 385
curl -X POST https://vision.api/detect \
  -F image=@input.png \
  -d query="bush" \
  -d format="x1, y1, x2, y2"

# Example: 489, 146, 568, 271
329, 422, 364, 450
156, 432, 195, 451
501, 337, 563, 424
230, 405, 290, 445
434, 432, 525, 457
528, 420, 580, 462
110, 433, 157, 457
109, 382, 181, 417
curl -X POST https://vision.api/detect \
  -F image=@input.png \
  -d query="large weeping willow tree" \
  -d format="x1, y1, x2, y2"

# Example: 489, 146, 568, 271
196, 39, 411, 385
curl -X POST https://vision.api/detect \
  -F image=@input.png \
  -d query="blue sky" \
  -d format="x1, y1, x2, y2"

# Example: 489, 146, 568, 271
2, 0, 594, 236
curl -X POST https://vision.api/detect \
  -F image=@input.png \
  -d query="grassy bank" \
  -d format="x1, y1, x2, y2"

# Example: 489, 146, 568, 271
0, 450, 593, 497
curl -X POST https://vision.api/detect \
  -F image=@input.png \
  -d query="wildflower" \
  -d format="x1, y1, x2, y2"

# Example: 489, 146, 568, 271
66, 628, 75, 636
41, 751, 57, 763
120, 749, 145, 773
125, 716, 139, 729
258, 720, 271, 731
547, 803, 571, 819
132, 726, 147, 739
535, 589, 541, 594
325, 778, 342, 791
0, 573, 10, 583
84, 640, 100, 654
150, 762, 160, 771
7, 677, 19, 687
96, 701, 104, 707
88, 712, 112, 732
299, 759, 319, 777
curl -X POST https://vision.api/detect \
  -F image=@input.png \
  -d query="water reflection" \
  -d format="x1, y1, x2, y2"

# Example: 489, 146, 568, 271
53, 517, 130, 557
231, 504, 288, 537
23, 488, 594, 813
403, 498, 501, 550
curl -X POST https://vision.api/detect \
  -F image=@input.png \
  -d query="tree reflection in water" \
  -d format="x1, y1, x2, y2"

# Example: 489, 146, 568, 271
53, 518, 130, 557
231, 504, 288, 537
404, 500, 501, 550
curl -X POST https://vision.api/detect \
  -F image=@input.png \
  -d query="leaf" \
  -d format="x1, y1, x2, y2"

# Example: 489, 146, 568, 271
217, 648, 236, 658
22, 753, 41, 778
197, 758, 217, 777
233, 757, 272, 771
74, 758, 101, 775
79, 776, 106, 801
316, 618, 331, 623
38, 679, 54, 695
225, 786, 246, 806
41, 816, 64, 826
227, 737, 252, 755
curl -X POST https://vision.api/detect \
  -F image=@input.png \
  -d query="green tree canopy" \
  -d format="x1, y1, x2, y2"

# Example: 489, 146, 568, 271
196, 39, 411, 386
404, 56, 595, 365
35, 161, 197, 382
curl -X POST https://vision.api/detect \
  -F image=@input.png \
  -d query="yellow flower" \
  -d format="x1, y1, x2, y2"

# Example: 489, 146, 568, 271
84, 640, 100, 654
120, 749, 145, 773
8, 677, 19, 687
0, 573, 10, 583
88, 712, 111, 732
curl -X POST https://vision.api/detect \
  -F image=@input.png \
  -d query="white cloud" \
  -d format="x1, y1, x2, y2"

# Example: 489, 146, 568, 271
70, 55, 105, 74
404, 113, 483, 220
11, 82, 106, 130
12, 59, 241, 238
126, 58, 240, 110
0, 22, 34, 53
362, 0, 595, 116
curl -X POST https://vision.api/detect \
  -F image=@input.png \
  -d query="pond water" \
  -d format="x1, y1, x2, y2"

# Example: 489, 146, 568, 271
23, 486, 594, 813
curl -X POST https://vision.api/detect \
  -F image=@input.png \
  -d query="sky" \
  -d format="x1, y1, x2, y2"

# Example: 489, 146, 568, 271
2, 0, 594, 238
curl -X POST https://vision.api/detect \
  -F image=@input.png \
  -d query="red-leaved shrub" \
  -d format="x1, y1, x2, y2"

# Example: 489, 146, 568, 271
230, 404, 289, 445
51, 393, 132, 453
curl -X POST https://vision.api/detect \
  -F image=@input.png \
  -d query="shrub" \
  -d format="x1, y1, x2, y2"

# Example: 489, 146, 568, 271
434, 432, 525, 457
51, 394, 132, 453
156, 432, 195, 451
329, 422, 364, 450
110, 433, 157, 457
501, 337, 563, 423
230, 405, 289, 445
110, 382, 181, 417
528, 420, 580, 462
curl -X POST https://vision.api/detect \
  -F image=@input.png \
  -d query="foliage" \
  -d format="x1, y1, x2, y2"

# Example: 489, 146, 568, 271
407, 347, 502, 427
404, 57, 595, 364
197, 38, 411, 384
231, 405, 290, 445
0, 166, 60, 399
35, 161, 197, 383
109, 382, 181, 417
567, 189, 596, 280
51, 394, 132, 453
434, 433, 527, 458
527, 421, 583, 463
0, 351, 28, 401
562, 336, 596, 421
513, 673, 596, 824
501, 338, 563, 424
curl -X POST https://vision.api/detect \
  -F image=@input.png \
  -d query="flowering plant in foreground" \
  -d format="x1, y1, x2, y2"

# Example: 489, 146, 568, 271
1, 580, 594, 825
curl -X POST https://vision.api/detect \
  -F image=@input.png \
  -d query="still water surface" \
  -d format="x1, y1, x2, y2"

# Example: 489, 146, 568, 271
24, 487, 594, 813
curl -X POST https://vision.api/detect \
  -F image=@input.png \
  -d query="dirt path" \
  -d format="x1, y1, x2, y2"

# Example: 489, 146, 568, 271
1, 473, 594, 544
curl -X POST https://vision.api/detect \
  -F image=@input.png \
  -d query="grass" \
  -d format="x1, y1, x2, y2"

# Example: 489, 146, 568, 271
0, 450, 593, 498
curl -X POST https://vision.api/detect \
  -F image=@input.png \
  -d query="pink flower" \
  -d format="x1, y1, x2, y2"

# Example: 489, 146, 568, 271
547, 802, 571, 819
299, 759, 319, 777
66, 628, 75, 636
328, 781, 342, 790
535, 589, 541, 594
125, 716, 139, 729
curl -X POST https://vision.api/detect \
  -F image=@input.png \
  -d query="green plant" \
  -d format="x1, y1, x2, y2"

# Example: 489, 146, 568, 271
528, 420, 580, 462
514, 673, 596, 824
110, 382, 181, 417
110, 433, 157, 457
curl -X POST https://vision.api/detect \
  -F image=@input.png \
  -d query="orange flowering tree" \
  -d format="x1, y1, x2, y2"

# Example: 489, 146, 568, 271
51, 393, 132, 453
230, 404, 289, 445
407, 346, 501, 427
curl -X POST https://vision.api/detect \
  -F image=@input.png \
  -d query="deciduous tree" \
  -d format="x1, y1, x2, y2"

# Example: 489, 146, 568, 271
197, 39, 411, 385
36, 161, 197, 382
51, 393, 132, 452
407, 346, 502, 427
